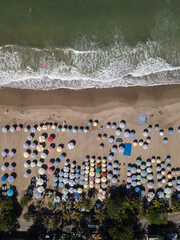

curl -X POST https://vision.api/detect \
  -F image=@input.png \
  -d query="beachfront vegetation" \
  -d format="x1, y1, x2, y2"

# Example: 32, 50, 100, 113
42, 216, 61, 231
20, 194, 32, 207
23, 210, 32, 222
171, 197, 180, 212
0, 198, 17, 232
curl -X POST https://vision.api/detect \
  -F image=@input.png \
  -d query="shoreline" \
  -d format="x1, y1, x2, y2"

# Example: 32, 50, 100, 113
1, 85, 180, 111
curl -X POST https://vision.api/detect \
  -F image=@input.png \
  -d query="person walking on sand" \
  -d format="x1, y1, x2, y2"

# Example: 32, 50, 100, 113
4, 110, 8, 116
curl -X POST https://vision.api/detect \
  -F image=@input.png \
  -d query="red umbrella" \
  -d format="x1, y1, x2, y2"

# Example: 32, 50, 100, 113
48, 169, 53, 175
90, 176, 94, 181
96, 164, 101, 168
47, 136, 53, 142
102, 172, 107, 177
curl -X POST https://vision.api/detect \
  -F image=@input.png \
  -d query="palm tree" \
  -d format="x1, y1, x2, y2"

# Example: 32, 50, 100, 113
75, 201, 83, 210
152, 199, 163, 208
83, 198, 92, 211
36, 200, 44, 210
63, 211, 71, 222
65, 201, 71, 211
72, 212, 83, 222
94, 209, 106, 225
122, 196, 139, 214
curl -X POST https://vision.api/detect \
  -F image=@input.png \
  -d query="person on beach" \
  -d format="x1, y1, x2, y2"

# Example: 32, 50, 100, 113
4, 110, 8, 116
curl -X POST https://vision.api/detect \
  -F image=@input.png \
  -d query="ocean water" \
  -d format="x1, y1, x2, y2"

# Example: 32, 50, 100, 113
0, 0, 180, 90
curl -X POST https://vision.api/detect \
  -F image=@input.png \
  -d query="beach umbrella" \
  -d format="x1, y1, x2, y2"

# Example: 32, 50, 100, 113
157, 173, 162, 179
24, 172, 29, 178
31, 143, 36, 149
166, 156, 171, 163
24, 127, 29, 133
168, 127, 173, 135
137, 169, 141, 173
8, 176, 14, 183
63, 166, 69, 172
54, 161, 59, 166
113, 162, 118, 168
127, 165, 131, 171
36, 144, 44, 152
165, 187, 171, 194
28, 135, 33, 141
37, 179, 44, 185
109, 137, 114, 144
47, 136, 53, 142
7, 189, 14, 197
147, 174, 153, 180
143, 129, 148, 137
30, 127, 36, 133
69, 180, 75, 186
68, 142, 75, 150
148, 125, 152, 131
1, 165, 6, 171
48, 162, 53, 168
126, 184, 131, 189
133, 140, 138, 147
101, 177, 107, 183
177, 179, 180, 185
23, 143, 29, 149
112, 177, 117, 183
147, 182, 154, 189
62, 194, 68, 201
131, 167, 137, 174
130, 131, 135, 138
41, 152, 47, 159
137, 175, 141, 181
162, 179, 166, 184
10, 126, 15, 132
70, 173, 75, 179
107, 173, 112, 180
141, 170, 147, 177
37, 126, 42, 132
147, 167, 152, 173
2, 127, 7, 133
1, 151, 7, 157
143, 142, 148, 149
6, 164, 13, 171
141, 178, 146, 184
60, 155, 65, 161
148, 192, 155, 199
119, 120, 126, 128
136, 159, 141, 166
30, 152, 36, 158
64, 178, 69, 184
96, 168, 101, 173
163, 138, 168, 144
24, 162, 29, 168
59, 172, 64, 177
124, 131, 130, 138
39, 135, 45, 143
157, 191, 164, 198
127, 177, 132, 183
9, 151, 14, 157
57, 146, 63, 153
48, 169, 53, 175
42, 125, 47, 130
59, 182, 64, 188
23, 152, 29, 158
135, 187, 140, 193
132, 175, 137, 181
139, 140, 143, 146
111, 147, 117, 153
16, 126, 22, 131
140, 164, 146, 170
115, 128, 121, 136
62, 188, 69, 195
159, 129, 164, 136
155, 124, 159, 130
106, 122, 111, 128
168, 173, 172, 179
69, 188, 74, 194
59, 176, 64, 182
177, 185, 180, 191
37, 161, 42, 167
1, 176, 6, 182
118, 145, 125, 153
156, 166, 161, 172
53, 177, 58, 182
37, 186, 45, 193
38, 168, 45, 175
30, 162, 36, 167
131, 181, 137, 187
56, 127, 61, 132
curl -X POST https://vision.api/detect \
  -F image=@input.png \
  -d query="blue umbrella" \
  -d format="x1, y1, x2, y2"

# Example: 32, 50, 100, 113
53, 177, 58, 182
168, 127, 173, 135
56, 128, 61, 132
1, 151, 7, 157
135, 187, 140, 193
177, 179, 180, 185
59, 182, 64, 188
72, 128, 77, 133
76, 169, 80, 173
127, 166, 131, 171
126, 184, 130, 189
59, 177, 64, 182
163, 138, 168, 144
8, 176, 14, 183
54, 161, 59, 166
78, 128, 83, 133
66, 128, 71, 133
53, 182, 57, 187
59, 172, 64, 177
166, 156, 171, 163
88, 121, 92, 126
7, 189, 13, 197
60, 155, 65, 161
75, 178, 79, 183
1, 176, 6, 182
34, 190, 41, 199
9, 165, 14, 171
75, 193, 80, 198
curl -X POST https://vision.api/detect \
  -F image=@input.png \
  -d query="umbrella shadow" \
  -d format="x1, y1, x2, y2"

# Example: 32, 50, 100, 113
50, 143, 56, 148
27, 169, 31, 174
5, 125, 10, 130
4, 173, 9, 178
4, 162, 9, 167
11, 162, 16, 167
11, 172, 17, 179
42, 132, 48, 138
50, 133, 56, 139
42, 164, 48, 170
50, 158, 55, 163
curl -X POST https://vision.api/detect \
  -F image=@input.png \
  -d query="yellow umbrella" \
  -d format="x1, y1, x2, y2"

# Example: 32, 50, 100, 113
102, 168, 106, 172
52, 124, 56, 129
93, 121, 98, 127
90, 167, 94, 172
85, 170, 89, 174
37, 126, 42, 132
84, 184, 88, 188
36, 145, 44, 152
62, 127, 66, 132
57, 146, 63, 152
89, 184, 94, 188
139, 141, 143, 146
137, 169, 141, 173
161, 171, 166, 175
168, 174, 172, 179
151, 159, 156, 163
137, 181, 141, 186
157, 159, 161, 164
90, 172, 95, 177
95, 178, 101, 183
162, 179, 166, 183
159, 130, 164, 136
96, 159, 101, 163
90, 158, 95, 163
42, 125, 47, 131
102, 159, 107, 164
23, 152, 29, 158
84, 177, 89, 181
85, 166, 90, 170
77, 188, 83, 194
101, 177, 107, 183
90, 163, 95, 167
133, 142, 137, 147
168, 182, 172, 186
38, 135, 45, 143
102, 163, 107, 168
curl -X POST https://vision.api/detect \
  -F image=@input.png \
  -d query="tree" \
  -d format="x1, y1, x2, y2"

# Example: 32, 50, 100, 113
63, 211, 71, 222
94, 209, 106, 224
23, 211, 32, 222
82, 198, 92, 211
0, 198, 17, 232
20, 195, 32, 207
145, 203, 168, 225
171, 198, 180, 212
42, 216, 61, 231
72, 211, 83, 223
109, 225, 137, 240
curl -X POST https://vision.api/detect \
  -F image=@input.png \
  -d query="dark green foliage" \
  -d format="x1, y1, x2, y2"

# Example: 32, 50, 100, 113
20, 195, 32, 207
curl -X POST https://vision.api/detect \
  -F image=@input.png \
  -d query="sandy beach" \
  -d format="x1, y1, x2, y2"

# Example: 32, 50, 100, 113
0, 85, 180, 199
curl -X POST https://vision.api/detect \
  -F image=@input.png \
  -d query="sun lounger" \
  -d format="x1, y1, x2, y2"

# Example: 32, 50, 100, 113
137, 114, 147, 124
123, 143, 132, 156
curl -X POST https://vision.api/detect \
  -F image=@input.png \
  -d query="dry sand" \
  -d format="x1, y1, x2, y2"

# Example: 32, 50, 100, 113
0, 85, 180, 197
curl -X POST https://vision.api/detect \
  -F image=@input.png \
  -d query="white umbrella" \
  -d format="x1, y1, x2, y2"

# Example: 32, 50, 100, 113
38, 168, 45, 175
31, 143, 36, 149
31, 162, 36, 167
23, 143, 29, 149
143, 129, 148, 137
108, 155, 113, 161
109, 137, 114, 144
165, 187, 171, 194
10, 126, 15, 132
63, 167, 69, 173
37, 179, 44, 185
124, 131, 129, 138
62, 194, 68, 201
2, 127, 7, 133
68, 142, 75, 150
23, 152, 29, 158
24, 163, 29, 168
118, 146, 125, 153
119, 121, 126, 128
24, 127, 29, 133
147, 182, 154, 189
28, 135, 33, 141
1, 165, 6, 171
9, 151, 14, 157
115, 128, 121, 136
62, 188, 68, 195
41, 153, 47, 159
69, 188, 74, 193
37, 161, 42, 167
31, 152, 36, 158
112, 178, 117, 183
31, 127, 36, 133
24, 172, 29, 178
69, 180, 75, 186
148, 192, 155, 198
37, 186, 45, 193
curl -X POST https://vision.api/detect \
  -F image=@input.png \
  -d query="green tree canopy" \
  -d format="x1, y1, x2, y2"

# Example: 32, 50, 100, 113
20, 195, 32, 207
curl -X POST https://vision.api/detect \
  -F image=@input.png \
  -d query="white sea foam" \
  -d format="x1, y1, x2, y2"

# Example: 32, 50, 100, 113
0, 42, 180, 90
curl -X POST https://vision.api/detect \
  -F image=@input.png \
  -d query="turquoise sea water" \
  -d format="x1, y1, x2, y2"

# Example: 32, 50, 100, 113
0, 0, 180, 89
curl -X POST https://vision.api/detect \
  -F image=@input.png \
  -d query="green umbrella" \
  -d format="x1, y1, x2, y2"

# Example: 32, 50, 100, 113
137, 175, 141, 181
141, 178, 146, 184
136, 159, 141, 166
140, 165, 146, 170
96, 168, 101, 173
